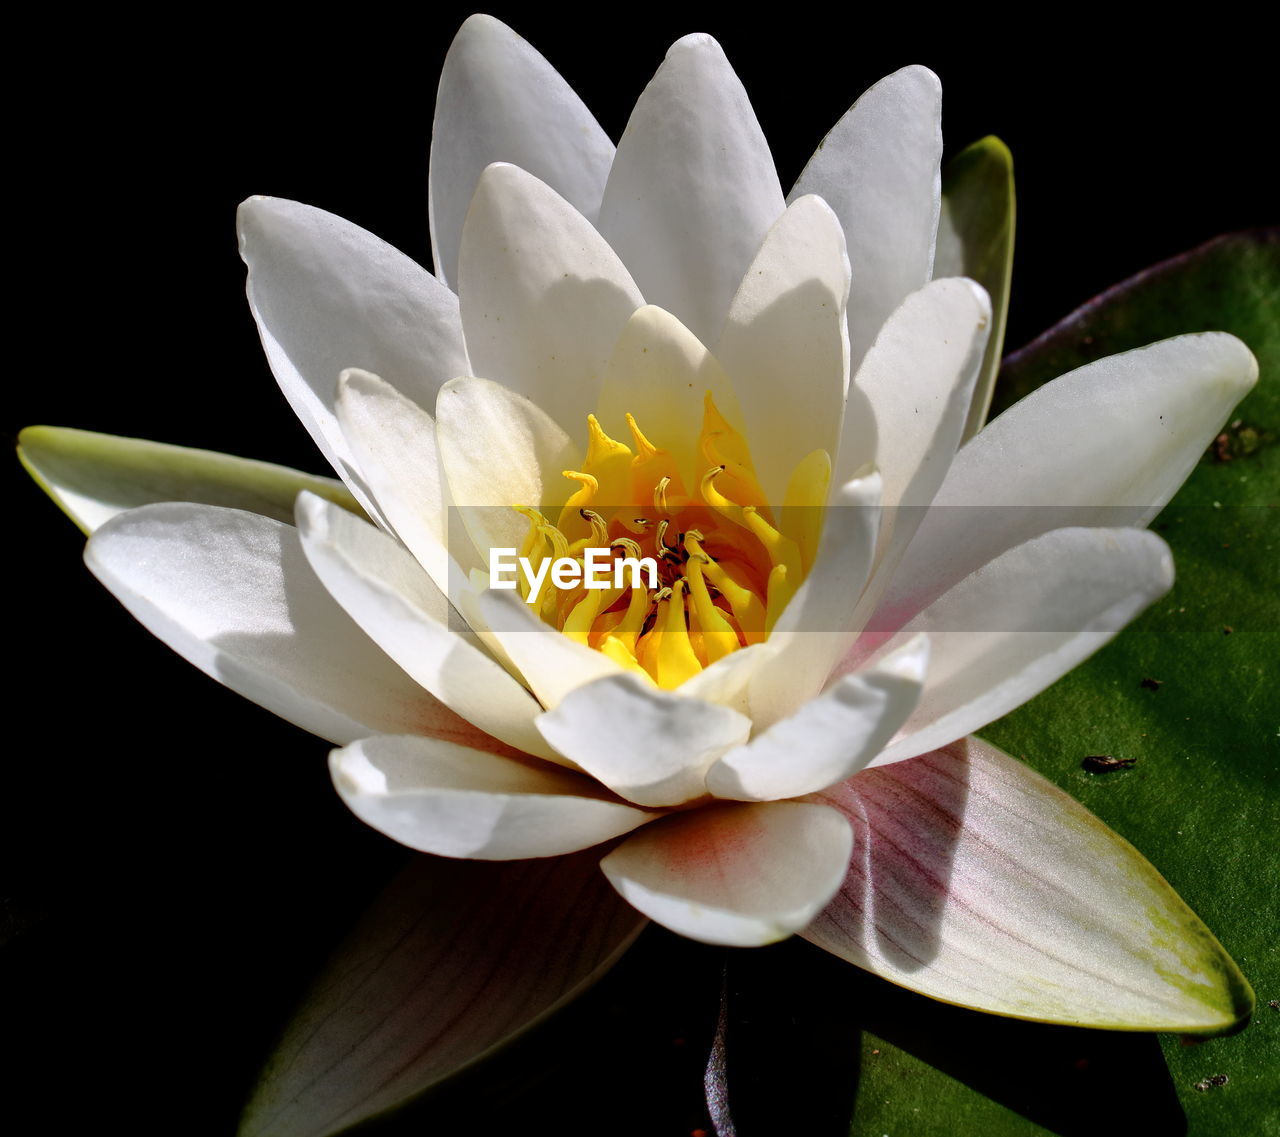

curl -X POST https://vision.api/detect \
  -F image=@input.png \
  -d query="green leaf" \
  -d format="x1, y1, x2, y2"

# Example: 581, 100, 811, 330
17, 425, 363, 535
936, 136, 1016, 441
850, 230, 1280, 1134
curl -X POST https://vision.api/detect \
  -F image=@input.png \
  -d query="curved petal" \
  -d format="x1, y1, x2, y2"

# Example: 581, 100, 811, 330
864, 528, 1174, 765
884, 332, 1258, 622
459, 163, 644, 436
84, 503, 472, 746
435, 376, 579, 560
429, 13, 614, 289
790, 65, 943, 373
331, 735, 656, 859
237, 197, 469, 517
238, 853, 644, 1137
536, 674, 751, 806
600, 801, 853, 946
714, 195, 850, 504
707, 635, 928, 801
597, 33, 785, 345
294, 493, 558, 763
18, 425, 359, 536
805, 738, 1254, 1032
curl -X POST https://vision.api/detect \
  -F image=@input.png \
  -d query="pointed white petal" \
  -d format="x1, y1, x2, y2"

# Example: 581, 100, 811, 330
866, 528, 1173, 765
435, 376, 579, 559
429, 14, 614, 288
239, 854, 643, 1137
598, 34, 785, 345
85, 504, 473, 746
294, 493, 558, 763
331, 735, 655, 859
708, 635, 927, 800
884, 332, 1258, 621
714, 196, 850, 504
237, 197, 468, 516
791, 66, 942, 373
536, 674, 751, 806
806, 738, 1254, 1032
18, 425, 358, 536
459, 164, 644, 437
601, 801, 852, 946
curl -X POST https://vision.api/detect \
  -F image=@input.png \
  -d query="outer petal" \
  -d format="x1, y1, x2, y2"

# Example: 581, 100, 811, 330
791, 66, 943, 374
237, 197, 469, 518
707, 635, 928, 801
459, 164, 645, 437
435, 376, 579, 559
85, 503, 473, 746
238, 854, 644, 1137
294, 493, 557, 763
805, 738, 1254, 1032
331, 736, 656, 859
714, 195, 850, 504
429, 13, 614, 289
536, 674, 751, 806
883, 332, 1258, 621
601, 801, 853, 946
597, 34, 785, 346
865, 528, 1174, 765
18, 425, 359, 536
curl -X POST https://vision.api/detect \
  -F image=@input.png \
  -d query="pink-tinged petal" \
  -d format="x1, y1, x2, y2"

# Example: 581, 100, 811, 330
429, 14, 614, 289
600, 802, 852, 946
708, 635, 927, 801
84, 503, 478, 747
864, 528, 1173, 765
238, 853, 644, 1137
714, 195, 850, 504
536, 674, 751, 807
805, 738, 1254, 1032
598, 34, 785, 346
459, 164, 644, 438
790, 66, 942, 375
237, 197, 469, 521
883, 332, 1258, 620
331, 735, 657, 860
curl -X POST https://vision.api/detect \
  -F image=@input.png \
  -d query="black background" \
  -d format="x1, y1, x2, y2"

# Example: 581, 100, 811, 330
6, 5, 1276, 1134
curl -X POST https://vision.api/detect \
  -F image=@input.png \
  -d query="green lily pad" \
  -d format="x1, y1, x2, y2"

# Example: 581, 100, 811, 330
852, 230, 1280, 1134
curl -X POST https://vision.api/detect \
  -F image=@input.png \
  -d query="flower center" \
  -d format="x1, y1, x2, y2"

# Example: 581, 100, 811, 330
514, 393, 830, 689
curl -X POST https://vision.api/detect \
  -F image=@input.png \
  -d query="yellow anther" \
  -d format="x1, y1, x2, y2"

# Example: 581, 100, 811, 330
686, 556, 741, 662
653, 475, 672, 515
764, 563, 797, 636
613, 583, 652, 654
647, 580, 702, 688
563, 586, 605, 644
599, 634, 653, 680
610, 537, 643, 559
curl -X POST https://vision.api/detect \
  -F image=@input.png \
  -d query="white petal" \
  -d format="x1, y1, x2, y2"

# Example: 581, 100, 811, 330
239, 855, 643, 1137
600, 801, 852, 946
429, 14, 614, 288
708, 635, 928, 801
866, 528, 1174, 765
714, 195, 850, 504
85, 504, 473, 746
595, 305, 742, 491
536, 675, 751, 806
331, 736, 656, 860
475, 588, 627, 709
791, 66, 943, 373
458, 164, 644, 437
883, 332, 1258, 621
746, 470, 881, 727
597, 34, 785, 345
237, 197, 469, 518
294, 492, 558, 763
806, 738, 1254, 1031
435, 376, 579, 560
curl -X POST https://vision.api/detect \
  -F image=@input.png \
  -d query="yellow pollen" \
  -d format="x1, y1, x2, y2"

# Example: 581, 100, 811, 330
508, 399, 828, 689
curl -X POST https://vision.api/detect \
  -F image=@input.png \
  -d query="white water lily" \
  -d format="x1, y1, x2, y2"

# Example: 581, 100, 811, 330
20, 14, 1258, 1131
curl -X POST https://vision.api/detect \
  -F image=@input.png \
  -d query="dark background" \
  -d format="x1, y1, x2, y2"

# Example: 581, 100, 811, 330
6, 5, 1275, 1134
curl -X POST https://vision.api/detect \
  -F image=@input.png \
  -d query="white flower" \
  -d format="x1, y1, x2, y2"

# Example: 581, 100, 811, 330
22, 12, 1256, 1066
